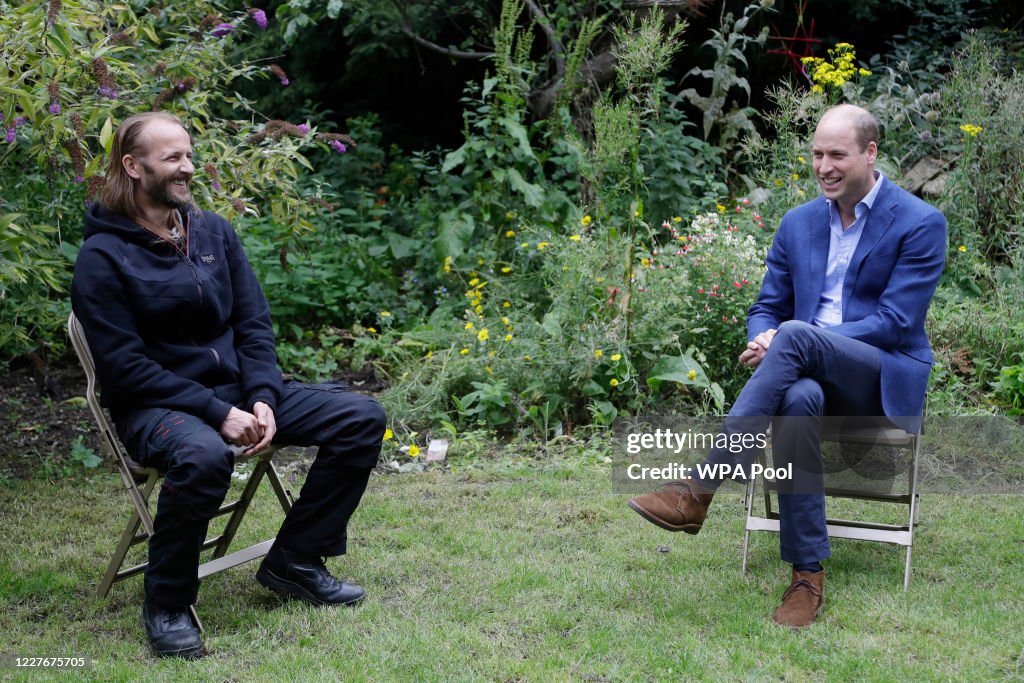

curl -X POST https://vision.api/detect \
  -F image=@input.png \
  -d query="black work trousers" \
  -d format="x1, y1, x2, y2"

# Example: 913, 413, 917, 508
116, 381, 386, 609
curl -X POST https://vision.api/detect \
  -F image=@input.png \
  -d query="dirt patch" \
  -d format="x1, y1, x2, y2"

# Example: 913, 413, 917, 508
0, 355, 101, 481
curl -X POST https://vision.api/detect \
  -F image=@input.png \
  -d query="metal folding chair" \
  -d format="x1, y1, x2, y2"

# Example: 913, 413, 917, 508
742, 417, 922, 590
68, 312, 294, 624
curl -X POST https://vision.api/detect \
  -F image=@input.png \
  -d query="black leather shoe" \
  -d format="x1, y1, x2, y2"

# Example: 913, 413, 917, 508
256, 546, 365, 607
141, 599, 204, 659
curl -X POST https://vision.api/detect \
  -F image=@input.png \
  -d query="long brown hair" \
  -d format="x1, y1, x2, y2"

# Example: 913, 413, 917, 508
100, 111, 186, 217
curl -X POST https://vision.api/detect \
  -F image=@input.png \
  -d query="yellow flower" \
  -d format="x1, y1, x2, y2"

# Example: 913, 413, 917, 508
673, 216, 682, 223
958, 245, 967, 252
569, 234, 581, 242
520, 242, 528, 249
506, 230, 516, 237
485, 366, 493, 374
477, 328, 490, 342
610, 378, 619, 387
501, 317, 510, 326
502, 301, 511, 308
460, 348, 470, 355
858, 68, 871, 76
487, 350, 495, 358
367, 327, 377, 334
581, 215, 592, 226
594, 349, 604, 359
501, 266, 512, 273
596, 277, 605, 283
505, 211, 515, 219
792, 173, 800, 181
774, 178, 785, 187
468, 277, 480, 286
717, 204, 726, 214
504, 334, 513, 342
537, 241, 550, 250
474, 305, 483, 314
443, 255, 452, 273
478, 258, 485, 266
379, 310, 392, 317
523, 355, 532, 361
797, 156, 806, 163
465, 321, 474, 330
611, 354, 622, 362
641, 258, 651, 268
383, 428, 394, 441
426, 351, 433, 359
959, 124, 983, 137
687, 370, 697, 380
408, 444, 420, 457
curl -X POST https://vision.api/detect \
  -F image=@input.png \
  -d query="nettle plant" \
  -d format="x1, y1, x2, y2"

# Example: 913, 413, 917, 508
0, 1, 347, 359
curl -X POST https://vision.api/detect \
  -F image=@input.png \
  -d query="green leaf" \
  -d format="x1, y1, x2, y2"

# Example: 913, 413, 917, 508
646, 353, 708, 392
100, 117, 113, 153
388, 233, 420, 260
505, 168, 544, 207
441, 144, 467, 173
434, 210, 475, 260
498, 115, 534, 159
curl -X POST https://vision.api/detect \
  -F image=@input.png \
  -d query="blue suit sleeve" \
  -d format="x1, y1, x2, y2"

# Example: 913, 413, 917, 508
746, 215, 795, 341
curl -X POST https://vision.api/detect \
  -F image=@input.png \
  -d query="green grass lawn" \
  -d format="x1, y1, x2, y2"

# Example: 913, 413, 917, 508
1, 451, 1022, 682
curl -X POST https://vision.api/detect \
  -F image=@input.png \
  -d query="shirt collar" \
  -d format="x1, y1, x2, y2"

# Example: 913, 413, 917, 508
826, 170, 884, 226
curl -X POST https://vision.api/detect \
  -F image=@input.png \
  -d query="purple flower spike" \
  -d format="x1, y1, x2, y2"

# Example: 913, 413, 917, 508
5, 128, 16, 143
297, 124, 310, 135
98, 86, 119, 99
330, 140, 347, 154
250, 9, 268, 30
211, 22, 234, 37
75, 174, 84, 183
15, 116, 26, 126
280, 77, 290, 86
49, 103, 61, 115
212, 180, 222, 191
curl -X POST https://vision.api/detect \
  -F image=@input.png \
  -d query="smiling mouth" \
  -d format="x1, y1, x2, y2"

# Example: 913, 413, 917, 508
820, 177, 841, 187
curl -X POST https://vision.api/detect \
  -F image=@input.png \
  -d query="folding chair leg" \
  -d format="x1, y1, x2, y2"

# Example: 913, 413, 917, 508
98, 511, 143, 598
903, 546, 913, 591
212, 454, 273, 560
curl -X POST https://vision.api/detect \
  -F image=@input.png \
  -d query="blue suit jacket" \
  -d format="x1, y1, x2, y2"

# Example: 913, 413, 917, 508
746, 178, 947, 431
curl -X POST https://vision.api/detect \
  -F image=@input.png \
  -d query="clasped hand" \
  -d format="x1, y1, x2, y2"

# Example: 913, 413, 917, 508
219, 401, 277, 454
738, 328, 777, 368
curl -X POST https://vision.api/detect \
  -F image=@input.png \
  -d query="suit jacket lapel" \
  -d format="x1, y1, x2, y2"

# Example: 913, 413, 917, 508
803, 202, 831, 321
843, 178, 897, 312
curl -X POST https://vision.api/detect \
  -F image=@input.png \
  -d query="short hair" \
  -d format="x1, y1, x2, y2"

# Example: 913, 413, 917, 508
100, 111, 187, 218
821, 104, 879, 151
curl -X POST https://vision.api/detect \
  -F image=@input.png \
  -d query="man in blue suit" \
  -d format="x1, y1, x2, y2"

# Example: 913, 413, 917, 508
628, 104, 946, 628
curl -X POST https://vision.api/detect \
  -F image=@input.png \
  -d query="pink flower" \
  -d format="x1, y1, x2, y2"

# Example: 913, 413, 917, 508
249, 8, 268, 29
296, 123, 310, 135
330, 140, 347, 154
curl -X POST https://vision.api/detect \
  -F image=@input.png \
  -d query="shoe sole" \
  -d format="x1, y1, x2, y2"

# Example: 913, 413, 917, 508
256, 567, 365, 607
153, 643, 205, 659
627, 499, 702, 534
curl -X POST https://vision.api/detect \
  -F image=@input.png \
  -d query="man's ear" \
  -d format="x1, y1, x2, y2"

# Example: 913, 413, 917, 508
123, 154, 142, 179
866, 141, 878, 164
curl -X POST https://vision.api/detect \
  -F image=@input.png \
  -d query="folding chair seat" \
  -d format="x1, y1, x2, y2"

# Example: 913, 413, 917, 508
742, 416, 923, 590
68, 312, 294, 616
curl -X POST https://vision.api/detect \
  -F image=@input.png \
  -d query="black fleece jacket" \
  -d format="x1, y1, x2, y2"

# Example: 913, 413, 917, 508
71, 203, 283, 428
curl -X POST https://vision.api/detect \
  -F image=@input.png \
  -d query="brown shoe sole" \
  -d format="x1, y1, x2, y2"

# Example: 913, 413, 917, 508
627, 499, 702, 534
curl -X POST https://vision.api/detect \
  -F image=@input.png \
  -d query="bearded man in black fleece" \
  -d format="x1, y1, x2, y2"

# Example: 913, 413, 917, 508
72, 112, 386, 659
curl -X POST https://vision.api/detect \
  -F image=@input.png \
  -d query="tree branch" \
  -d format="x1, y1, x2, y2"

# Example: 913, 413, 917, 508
399, 25, 494, 60
523, 0, 565, 80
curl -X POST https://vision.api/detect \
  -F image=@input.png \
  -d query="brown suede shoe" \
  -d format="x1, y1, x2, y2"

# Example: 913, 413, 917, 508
772, 570, 825, 629
627, 480, 715, 534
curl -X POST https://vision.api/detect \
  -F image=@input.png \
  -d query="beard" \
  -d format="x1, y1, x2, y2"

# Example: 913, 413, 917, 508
138, 160, 194, 210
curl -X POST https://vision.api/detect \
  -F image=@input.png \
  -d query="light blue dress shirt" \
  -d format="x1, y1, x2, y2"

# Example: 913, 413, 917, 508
813, 171, 885, 327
